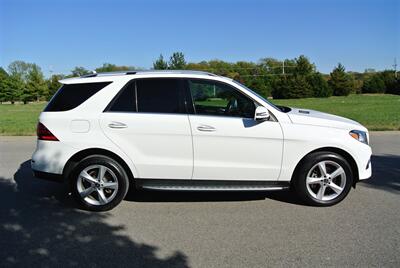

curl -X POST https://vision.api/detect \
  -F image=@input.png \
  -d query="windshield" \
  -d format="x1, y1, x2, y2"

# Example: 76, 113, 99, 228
231, 80, 282, 112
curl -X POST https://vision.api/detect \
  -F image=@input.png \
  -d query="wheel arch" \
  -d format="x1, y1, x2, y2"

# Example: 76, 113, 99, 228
63, 148, 135, 186
291, 147, 359, 187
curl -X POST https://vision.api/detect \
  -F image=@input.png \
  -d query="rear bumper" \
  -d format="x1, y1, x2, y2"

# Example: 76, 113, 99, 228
31, 139, 77, 175
32, 168, 64, 183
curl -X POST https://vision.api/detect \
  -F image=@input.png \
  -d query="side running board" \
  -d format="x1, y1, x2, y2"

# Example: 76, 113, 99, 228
135, 179, 290, 191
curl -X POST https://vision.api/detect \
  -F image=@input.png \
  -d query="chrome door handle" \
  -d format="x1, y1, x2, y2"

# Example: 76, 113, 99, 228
197, 125, 216, 132
108, 122, 127, 129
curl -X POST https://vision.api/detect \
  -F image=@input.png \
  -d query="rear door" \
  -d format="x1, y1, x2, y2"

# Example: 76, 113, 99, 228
186, 79, 283, 181
100, 78, 193, 179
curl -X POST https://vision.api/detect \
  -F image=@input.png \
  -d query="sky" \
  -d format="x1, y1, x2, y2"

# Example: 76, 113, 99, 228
0, 0, 399, 76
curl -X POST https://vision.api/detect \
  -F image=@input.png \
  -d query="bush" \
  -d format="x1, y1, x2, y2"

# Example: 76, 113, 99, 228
386, 78, 400, 95
362, 75, 386, 93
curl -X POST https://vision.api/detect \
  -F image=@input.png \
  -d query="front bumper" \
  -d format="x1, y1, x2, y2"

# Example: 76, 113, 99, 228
358, 157, 372, 181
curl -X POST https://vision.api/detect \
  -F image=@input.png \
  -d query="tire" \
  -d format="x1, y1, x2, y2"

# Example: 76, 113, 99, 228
70, 155, 129, 211
293, 151, 353, 206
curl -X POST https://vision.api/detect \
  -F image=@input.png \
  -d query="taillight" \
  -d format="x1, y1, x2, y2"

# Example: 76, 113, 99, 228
37, 122, 59, 141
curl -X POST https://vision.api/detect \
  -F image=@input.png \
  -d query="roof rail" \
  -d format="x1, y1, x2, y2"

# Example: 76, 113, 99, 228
81, 72, 97, 78
79, 69, 218, 78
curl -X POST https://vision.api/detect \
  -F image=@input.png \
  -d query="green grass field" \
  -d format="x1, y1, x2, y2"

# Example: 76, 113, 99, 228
0, 102, 46, 136
272, 94, 400, 131
0, 94, 399, 135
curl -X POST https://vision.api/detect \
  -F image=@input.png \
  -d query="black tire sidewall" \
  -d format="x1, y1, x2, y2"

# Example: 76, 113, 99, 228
295, 152, 353, 206
70, 155, 129, 211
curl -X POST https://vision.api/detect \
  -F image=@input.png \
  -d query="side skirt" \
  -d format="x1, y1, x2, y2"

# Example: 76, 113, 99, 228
135, 179, 290, 191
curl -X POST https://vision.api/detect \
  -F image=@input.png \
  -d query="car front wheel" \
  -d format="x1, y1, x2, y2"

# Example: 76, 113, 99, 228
293, 151, 353, 206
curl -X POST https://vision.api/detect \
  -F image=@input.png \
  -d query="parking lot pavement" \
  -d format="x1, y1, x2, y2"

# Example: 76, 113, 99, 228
0, 132, 399, 267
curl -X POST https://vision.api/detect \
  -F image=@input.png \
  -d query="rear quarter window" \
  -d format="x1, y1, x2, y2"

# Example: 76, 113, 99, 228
44, 82, 111, 112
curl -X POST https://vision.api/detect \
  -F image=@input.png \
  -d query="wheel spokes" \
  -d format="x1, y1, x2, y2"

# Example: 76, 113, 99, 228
97, 189, 108, 204
306, 160, 347, 201
80, 186, 95, 198
98, 165, 107, 182
80, 170, 98, 184
103, 182, 118, 189
316, 185, 327, 200
307, 176, 323, 184
329, 182, 343, 194
329, 167, 345, 179
77, 165, 119, 206
318, 162, 327, 177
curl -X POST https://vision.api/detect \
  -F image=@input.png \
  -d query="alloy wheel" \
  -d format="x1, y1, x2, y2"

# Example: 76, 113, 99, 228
77, 165, 119, 206
306, 160, 346, 201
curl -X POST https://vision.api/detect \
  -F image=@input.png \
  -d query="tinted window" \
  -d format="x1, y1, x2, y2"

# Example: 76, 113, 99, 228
107, 81, 136, 112
189, 79, 255, 118
45, 82, 111, 112
136, 79, 185, 114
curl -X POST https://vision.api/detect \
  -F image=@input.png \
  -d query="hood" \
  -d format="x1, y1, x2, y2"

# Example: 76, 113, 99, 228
287, 107, 367, 131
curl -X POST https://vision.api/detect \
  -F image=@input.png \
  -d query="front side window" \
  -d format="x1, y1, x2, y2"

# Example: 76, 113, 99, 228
188, 79, 256, 118
136, 79, 185, 114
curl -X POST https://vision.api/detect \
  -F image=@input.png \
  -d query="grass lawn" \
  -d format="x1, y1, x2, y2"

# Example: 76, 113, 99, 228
272, 94, 400, 131
0, 102, 46, 136
0, 94, 399, 135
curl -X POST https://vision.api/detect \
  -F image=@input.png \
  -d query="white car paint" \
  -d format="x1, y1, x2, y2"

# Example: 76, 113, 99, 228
31, 71, 372, 188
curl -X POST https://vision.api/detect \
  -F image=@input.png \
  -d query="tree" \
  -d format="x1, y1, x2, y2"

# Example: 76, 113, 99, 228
328, 63, 353, 96
25, 64, 48, 103
7, 75, 24, 104
0, 67, 11, 103
47, 74, 64, 100
153, 54, 168, 70
169, 52, 186, 70
95, 63, 131, 73
71, 67, 90, 77
7, 61, 33, 81
7, 61, 32, 103
307, 72, 332, 97
294, 55, 315, 75
272, 75, 313, 99
287, 75, 313, 98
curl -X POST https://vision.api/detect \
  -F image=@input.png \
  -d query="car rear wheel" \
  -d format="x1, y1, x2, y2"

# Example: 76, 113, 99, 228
293, 151, 353, 206
70, 155, 129, 211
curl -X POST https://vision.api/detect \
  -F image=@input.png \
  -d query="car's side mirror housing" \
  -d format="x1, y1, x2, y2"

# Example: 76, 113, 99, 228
254, 106, 270, 121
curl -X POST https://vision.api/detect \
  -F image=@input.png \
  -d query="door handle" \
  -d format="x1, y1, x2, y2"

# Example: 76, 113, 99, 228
197, 124, 216, 132
108, 122, 127, 129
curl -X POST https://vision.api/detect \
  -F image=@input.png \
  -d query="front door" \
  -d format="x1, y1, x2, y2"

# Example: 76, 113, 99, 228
186, 79, 283, 181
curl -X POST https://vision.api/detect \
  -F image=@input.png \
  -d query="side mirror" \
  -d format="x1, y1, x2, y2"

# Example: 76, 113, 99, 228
254, 106, 270, 121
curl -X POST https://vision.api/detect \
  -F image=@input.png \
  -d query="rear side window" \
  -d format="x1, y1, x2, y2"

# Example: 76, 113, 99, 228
45, 82, 111, 112
136, 79, 185, 114
107, 81, 136, 112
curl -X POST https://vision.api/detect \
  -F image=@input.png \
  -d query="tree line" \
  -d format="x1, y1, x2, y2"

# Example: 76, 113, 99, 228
0, 53, 399, 104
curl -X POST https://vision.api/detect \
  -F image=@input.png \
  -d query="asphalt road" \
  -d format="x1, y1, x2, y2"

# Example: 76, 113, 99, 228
0, 132, 399, 267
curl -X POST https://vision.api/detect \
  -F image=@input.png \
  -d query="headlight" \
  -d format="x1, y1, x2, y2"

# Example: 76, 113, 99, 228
349, 130, 368, 145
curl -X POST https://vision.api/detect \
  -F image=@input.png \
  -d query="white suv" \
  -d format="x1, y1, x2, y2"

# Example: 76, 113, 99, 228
32, 70, 372, 211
